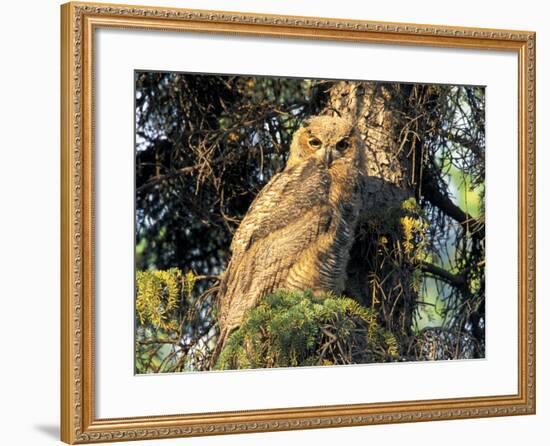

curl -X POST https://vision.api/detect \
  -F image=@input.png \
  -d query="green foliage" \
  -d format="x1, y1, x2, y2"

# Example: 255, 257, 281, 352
364, 197, 429, 264
215, 290, 399, 370
136, 268, 185, 332
356, 196, 430, 335
135, 268, 199, 374
399, 198, 429, 259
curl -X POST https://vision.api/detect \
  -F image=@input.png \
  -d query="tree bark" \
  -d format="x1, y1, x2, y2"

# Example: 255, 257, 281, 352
323, 82, 420, 341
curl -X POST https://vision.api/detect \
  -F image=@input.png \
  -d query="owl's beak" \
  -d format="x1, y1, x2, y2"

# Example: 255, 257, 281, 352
324, 147, 333, 167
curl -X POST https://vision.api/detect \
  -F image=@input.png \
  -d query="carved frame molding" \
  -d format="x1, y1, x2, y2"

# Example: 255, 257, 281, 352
60, 2, 536, 443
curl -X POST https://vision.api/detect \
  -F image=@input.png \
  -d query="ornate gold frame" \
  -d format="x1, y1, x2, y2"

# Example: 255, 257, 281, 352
60, 2, 536, 443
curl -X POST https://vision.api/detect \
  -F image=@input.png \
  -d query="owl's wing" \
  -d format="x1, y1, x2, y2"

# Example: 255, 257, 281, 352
230, 159, 328, 257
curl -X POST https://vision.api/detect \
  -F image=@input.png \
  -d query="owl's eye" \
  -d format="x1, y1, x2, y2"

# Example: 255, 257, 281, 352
308, 137, 322, 149
336, 138, 349, 151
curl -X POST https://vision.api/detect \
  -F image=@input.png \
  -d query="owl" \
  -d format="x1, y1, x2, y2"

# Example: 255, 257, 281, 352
213, 115, 364, 362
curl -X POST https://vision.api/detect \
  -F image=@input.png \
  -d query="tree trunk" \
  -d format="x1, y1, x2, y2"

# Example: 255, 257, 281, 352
323, 82, 422, 344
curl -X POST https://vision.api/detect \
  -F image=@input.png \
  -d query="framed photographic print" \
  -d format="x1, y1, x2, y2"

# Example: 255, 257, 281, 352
60, 1, 536, 443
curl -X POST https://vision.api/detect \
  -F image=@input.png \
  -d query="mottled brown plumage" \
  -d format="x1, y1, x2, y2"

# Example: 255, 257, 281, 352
213, 116, 365, 361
